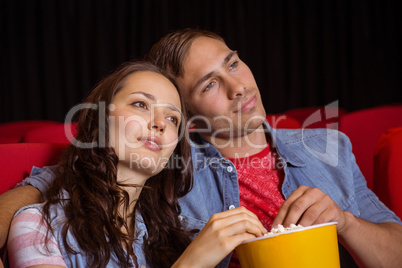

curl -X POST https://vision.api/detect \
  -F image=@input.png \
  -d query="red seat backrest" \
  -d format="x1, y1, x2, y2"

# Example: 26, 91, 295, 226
284, 106, 347, 129
22, 122, 78, 144
373, 127, 402, 219
0, 120, 59, 144
339, 105, 402, 190
0, 143, 68, 194
266, 114, 301, 129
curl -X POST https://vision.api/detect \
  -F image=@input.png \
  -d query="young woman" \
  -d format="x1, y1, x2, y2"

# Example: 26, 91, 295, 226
7, 61, 266, 268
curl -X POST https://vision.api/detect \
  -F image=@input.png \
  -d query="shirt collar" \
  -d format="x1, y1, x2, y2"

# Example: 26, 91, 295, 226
134, 212, 148, 241
265, 122, 306, 167
189, 122, 306, 170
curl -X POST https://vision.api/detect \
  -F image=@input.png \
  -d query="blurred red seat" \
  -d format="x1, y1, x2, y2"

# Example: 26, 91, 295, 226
373, 127, 402, 219
0, 143, 68, 194
22, 122, 78, 144
284, 106, 347, 129
0, 120, 59, 144
339, 105, 402, 190
266, 114, 301, 129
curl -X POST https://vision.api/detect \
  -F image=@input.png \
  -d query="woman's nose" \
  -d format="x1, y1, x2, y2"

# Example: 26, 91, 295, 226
148, 112, 166, 134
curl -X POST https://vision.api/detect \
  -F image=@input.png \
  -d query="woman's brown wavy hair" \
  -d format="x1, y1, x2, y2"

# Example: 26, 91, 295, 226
42, 61, 195, 268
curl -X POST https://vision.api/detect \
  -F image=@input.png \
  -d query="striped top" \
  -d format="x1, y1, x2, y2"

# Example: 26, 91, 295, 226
7, 208, 67, 268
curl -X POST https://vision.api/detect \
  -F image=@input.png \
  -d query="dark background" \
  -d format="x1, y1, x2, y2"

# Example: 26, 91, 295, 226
1, 0, 401, 123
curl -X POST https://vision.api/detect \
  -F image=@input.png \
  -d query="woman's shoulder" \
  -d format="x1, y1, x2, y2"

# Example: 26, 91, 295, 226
8, 205, 67, 268
13, 204, 44, 222
10, 206, 46, 240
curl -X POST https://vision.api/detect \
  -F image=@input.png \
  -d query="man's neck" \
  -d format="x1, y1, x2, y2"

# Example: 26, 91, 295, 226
202, 125, 268, 158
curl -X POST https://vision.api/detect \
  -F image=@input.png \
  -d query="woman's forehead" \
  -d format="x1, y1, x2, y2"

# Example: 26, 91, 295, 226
117, 71, 181, 110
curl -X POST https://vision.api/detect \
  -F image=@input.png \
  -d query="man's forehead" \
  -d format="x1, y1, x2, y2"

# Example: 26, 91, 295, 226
188, 36, 229, 58
183, 38, 231, 76
176, 37, 233, 95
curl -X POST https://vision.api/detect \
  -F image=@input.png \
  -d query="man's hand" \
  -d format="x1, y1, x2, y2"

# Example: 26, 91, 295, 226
272, 185, 348, 234
273, 185, 402, 267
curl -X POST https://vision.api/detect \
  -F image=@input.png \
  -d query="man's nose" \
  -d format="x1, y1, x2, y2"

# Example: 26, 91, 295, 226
226, 76, 246, 99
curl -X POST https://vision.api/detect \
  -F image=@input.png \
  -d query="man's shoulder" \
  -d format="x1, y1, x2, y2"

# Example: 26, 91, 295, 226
273, 128, 349, 144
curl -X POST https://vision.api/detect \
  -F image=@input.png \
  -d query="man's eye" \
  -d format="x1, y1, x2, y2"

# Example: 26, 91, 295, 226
132, 101, 147, 109
229, 61, 239, 70
167, 116, 178, 126
203, 82, 215, 92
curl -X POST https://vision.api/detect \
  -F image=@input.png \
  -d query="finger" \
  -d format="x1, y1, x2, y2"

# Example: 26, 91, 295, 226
219, 206, 261, 221
234, 207, 268, 234
282, 187, 330, 226
302, 201, 342, 226
223, 232, 261, 251
295, 201, 328, 227
272, 185, 310, 227
224, 213, 267, 236
283, 188, 334, 227
220, 217, 267, 238
212, 207, 268, 234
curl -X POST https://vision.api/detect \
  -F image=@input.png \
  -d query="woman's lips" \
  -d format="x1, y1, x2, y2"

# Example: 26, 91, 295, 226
140, 136, 162, 151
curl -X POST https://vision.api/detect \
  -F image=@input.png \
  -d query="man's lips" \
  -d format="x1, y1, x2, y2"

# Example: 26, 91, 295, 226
234, 95, 257, 113
139, 136, 162, 151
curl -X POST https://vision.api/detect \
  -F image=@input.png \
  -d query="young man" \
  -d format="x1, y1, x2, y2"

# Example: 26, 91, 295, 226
148, 28, 402, 267
1, 29, 402, 267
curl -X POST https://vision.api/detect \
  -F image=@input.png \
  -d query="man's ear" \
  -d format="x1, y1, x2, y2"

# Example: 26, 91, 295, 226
188, 120, 196, 131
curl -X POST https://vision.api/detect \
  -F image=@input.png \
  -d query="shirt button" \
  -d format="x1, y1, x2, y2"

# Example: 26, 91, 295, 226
178, 215, 183, 221
226, 166, 233, 172
229, 205, 236, 210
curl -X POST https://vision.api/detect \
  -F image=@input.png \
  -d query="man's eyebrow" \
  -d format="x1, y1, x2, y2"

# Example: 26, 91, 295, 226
223, 51, 238, 67
130, 91, 181, 114
192, 50, 238, 92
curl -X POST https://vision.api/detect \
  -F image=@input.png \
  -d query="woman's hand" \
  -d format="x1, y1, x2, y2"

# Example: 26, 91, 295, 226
172, 206, 267, 268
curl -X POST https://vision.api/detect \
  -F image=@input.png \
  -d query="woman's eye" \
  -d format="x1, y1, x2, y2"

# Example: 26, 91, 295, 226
132, 101, 147, 109
167, 116, 179, 126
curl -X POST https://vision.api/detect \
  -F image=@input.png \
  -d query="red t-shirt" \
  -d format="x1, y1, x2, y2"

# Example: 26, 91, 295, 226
227, 145, 285, 268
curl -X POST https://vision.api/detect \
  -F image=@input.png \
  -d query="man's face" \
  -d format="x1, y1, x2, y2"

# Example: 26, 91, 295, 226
176, 37, 266, 140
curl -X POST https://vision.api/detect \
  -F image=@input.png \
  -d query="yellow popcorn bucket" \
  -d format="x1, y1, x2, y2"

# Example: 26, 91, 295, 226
235, 222, 340, 268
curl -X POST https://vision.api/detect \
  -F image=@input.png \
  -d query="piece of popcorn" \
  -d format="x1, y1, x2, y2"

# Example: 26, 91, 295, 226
265, 224, 303, 236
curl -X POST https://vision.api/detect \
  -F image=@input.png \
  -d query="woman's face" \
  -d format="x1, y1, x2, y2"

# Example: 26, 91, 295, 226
109, 71, 182, 177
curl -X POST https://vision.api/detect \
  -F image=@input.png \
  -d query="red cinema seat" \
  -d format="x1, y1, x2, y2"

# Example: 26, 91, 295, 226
266, 114, 301, 129
22, 122, 78, 144
0, 143, 68, 195
284, 106, 347, 129
373, 127, 402, 219
339, 105, 402, 190
0, 120, 59, 144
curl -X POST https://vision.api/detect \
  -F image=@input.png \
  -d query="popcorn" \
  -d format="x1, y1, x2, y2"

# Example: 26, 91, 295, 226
265, 223, 303, 236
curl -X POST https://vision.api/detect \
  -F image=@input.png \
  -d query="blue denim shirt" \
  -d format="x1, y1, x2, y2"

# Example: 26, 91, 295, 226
177, 124, 401, 267
19, 123, 401, 268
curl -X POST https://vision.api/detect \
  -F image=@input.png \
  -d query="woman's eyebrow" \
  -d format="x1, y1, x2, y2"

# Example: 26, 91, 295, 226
130, 91, 181, 114
130, 91, 156, 101
165, 104, 182, 114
